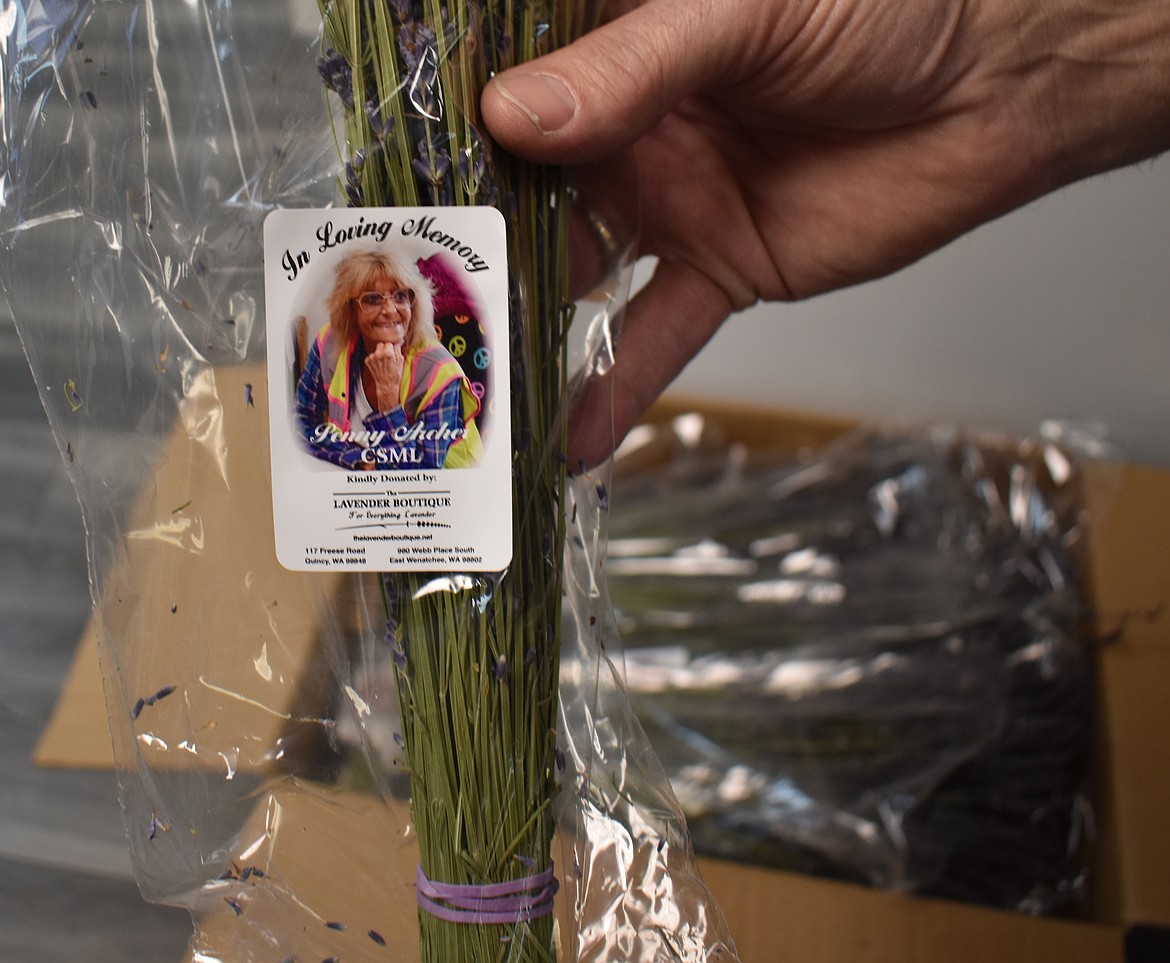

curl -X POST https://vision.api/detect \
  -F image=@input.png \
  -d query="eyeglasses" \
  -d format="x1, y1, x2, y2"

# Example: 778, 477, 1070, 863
355, 289, 414, 312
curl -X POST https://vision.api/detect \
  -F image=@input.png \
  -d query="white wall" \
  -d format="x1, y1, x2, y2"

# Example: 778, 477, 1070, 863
667, 155, 1170, 467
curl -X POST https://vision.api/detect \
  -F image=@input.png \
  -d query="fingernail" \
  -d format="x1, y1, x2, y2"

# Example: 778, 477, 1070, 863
495, 73, 577, 134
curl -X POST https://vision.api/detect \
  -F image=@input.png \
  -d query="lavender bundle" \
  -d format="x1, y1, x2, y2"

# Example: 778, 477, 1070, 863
316, 2, 599, 960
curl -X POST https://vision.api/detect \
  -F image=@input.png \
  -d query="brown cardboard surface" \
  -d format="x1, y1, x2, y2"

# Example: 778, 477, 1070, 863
1083, 462, 1170, 928
623, 397, 856, 468
181, 789, 421, 963
698, 859, 1124, 963
32, 620, 114, 767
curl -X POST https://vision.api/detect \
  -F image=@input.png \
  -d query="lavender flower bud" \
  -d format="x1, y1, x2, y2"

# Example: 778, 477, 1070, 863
364, 99, 393, 139
316, 50, 354, 109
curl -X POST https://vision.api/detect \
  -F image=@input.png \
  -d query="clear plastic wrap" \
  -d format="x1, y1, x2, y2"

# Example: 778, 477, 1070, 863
605, 415, 1100, 915
0, 3, 739, 961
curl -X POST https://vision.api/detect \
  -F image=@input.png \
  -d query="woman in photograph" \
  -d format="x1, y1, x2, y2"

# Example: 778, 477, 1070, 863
295, 247, 484, 470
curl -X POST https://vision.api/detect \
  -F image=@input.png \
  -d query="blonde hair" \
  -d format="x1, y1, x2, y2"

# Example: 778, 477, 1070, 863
326, 247, 436, 351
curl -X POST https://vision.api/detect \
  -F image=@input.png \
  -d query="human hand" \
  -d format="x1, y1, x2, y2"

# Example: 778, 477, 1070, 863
364, 342, 403, 412
481, 0, 1170, 464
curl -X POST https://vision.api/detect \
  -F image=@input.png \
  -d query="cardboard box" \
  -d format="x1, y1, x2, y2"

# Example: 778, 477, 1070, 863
639, 400, 1170, 956
35, 392, 1170, 961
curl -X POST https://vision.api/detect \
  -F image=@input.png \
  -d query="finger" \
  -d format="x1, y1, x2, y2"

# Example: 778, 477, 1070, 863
565, 155, 640, 300
567, 258, 732, 468
482, 0, 737, 163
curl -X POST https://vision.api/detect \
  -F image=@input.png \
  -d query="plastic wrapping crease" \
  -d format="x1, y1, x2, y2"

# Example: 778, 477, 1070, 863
0, 2, 739, 961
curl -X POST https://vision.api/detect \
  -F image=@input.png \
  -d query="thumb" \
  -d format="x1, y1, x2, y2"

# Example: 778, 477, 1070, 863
481, 1, 729, 163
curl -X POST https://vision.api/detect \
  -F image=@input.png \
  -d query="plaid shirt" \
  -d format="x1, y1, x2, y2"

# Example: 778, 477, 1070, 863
294, 338, 466, 470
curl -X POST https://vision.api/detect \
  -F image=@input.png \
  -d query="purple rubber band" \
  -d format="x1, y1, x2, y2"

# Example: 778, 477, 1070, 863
416, 863, 559, 926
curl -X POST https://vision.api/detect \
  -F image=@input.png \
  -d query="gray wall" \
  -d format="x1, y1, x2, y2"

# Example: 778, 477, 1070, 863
667, 155, 1170, 467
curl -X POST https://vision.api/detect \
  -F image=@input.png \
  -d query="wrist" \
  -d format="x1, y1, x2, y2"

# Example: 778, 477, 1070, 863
1028, 0, 1170, 187
374, 379, 400, 410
